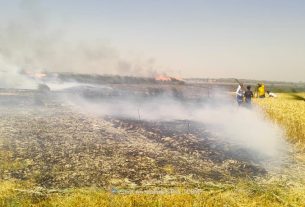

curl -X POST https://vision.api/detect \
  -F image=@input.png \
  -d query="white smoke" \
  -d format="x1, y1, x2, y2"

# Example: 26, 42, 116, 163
0, 58, 37, 89
64, 91, 287, 160
192, 105, 285, 158
0, 0, 164, 89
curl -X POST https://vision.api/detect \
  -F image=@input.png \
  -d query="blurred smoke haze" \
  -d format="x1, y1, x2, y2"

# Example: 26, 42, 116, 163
64, 91, 287, 161
0, 0, 290, 168
1, 0, 305, 83
0, 0, 164, 89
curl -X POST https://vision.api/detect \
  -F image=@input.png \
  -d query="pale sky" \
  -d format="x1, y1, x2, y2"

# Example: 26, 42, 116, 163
1, 0, 305, 81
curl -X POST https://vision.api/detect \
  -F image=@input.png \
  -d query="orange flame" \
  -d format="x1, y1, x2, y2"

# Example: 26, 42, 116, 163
155, 75, 172, 81
155, 74, 183, 82
22, 70, 47, 79
33, 72, 47, 79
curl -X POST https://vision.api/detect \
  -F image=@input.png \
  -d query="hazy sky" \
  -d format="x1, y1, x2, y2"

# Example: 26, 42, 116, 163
1, 0, 305, 81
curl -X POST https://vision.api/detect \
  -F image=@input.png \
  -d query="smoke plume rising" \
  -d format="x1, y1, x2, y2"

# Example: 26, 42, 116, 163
64, 90, 288, 162
0, 0, 162, 89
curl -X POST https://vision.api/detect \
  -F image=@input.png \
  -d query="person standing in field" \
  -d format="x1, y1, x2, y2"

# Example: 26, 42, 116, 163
257, 83, 266, 98
236, 84, 244, 106
244, 85, 254, 106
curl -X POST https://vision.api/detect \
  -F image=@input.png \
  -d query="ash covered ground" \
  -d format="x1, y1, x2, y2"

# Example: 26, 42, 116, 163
0, 83, 284, 189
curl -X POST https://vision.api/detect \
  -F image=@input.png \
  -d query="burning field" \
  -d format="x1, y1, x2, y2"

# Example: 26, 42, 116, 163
1, 1, 305, 205
0, 90, 265, 188
0, 81, 287, 188
0, 80, 304, 206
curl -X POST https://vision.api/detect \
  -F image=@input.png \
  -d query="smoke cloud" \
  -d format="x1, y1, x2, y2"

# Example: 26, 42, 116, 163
64, 90, 288, 162
0, 0, 162, 89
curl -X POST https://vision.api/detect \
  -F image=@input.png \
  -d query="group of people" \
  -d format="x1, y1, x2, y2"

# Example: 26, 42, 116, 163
236, 83, 276, 106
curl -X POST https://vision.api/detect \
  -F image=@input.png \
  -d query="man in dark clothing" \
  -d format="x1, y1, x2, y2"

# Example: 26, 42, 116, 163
244, 85, 254, 106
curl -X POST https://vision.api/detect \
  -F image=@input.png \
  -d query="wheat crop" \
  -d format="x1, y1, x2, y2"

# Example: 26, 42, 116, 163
255, 93, 305, 148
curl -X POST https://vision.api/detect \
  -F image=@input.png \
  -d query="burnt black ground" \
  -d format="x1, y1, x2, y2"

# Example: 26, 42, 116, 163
0, 88, 267, 189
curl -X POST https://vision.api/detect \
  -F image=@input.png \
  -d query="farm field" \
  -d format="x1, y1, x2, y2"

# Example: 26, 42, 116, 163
0, 89, 305, 207
255, 93, 305, 149
2, 0, 305, 206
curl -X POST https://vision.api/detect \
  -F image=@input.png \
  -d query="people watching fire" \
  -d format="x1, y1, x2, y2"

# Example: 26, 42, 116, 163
235, 84, 254, 107
235, 82, 275, 107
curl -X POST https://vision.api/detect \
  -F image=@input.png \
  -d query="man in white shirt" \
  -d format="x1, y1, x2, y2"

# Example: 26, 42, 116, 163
236, 84, 244, 106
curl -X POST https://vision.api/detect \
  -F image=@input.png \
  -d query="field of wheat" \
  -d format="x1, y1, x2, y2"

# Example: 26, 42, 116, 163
255, 93, 305, 148
1, 178, 305, 207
